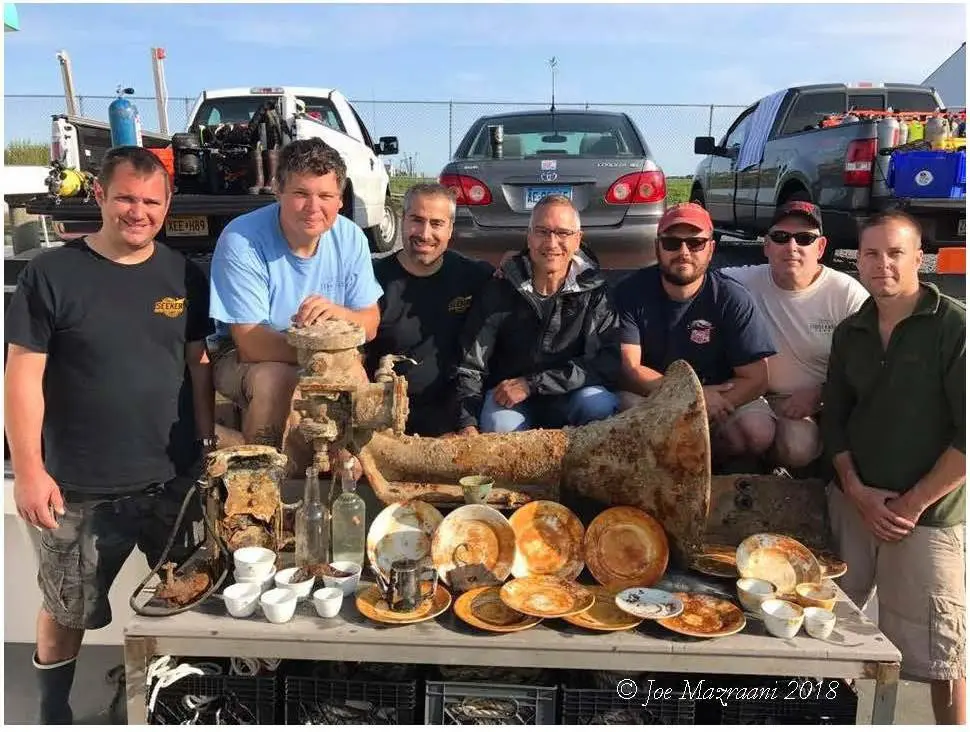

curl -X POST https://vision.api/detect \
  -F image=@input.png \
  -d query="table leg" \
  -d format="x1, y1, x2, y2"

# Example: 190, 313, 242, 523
871, 661, 900, 725
123, 636, 152, 725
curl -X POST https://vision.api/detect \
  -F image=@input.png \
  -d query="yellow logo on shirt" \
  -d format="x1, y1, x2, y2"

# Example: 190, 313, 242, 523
153, 297, 186, 318
448, 295, 473, 314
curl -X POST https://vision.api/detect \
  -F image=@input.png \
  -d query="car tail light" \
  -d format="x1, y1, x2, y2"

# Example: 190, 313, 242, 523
439, 174, 492, 206
844, 138, 877, 187
605, 171, 666, 205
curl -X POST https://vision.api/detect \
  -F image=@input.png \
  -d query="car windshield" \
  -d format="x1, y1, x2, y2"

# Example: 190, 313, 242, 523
461, 113, 644, 159
191, 96, 345, 132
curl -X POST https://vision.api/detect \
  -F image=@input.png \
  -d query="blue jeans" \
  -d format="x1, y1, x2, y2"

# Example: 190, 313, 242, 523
480, 385, 619, 433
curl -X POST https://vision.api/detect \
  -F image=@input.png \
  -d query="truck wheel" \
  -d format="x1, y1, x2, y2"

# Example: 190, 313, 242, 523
780, 190, 836, 266
367, 198, 398, 253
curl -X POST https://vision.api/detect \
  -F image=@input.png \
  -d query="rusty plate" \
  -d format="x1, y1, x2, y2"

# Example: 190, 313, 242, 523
811, 549, 848, 580
655, 592, 746, 638
509, 501, 585, 580
583, 506, 669, 591
454, 586, 542, 633
562, 585, 643, 631
355, 581, 451, 625
431, 505, 516, 591
690, 544, 739, 578
499, 576, 595, 619
736, 534, 822, 594
367, 501, 444, 580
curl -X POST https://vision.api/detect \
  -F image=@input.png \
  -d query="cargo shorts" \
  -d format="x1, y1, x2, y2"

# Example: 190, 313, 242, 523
827, 483, 966, 681
38, 477, 201, 630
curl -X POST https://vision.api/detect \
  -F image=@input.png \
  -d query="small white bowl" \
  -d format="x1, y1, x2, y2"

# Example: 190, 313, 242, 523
234, 547, 276, 581
761, 598, 805, 639
312, 587, 344, 618
804, 607, 836, 640
323, 561, 362, 597
736, 578, 776, 615
274, 567, 316, 599
222, 583, 261, 618
260, 588, 297, 623
236, 566, 276, 594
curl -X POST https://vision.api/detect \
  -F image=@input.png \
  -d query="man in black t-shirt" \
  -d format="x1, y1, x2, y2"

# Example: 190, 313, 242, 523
367, 184, 493, 436
4, 147, 215, 724
614, 203, 776, 466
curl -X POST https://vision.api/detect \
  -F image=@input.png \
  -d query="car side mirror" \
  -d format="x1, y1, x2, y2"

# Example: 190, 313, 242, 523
694, 136, 718, 155
375, 136, 399, 156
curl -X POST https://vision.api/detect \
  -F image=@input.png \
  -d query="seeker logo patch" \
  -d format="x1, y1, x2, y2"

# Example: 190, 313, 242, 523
448, 295, 473, 314
153, 297, 186, 318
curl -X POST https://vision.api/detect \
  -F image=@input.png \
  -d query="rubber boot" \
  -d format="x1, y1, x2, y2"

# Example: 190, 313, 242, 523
34, 652, 76, 724
262, 147, 279, 194
247, 144, 264, 195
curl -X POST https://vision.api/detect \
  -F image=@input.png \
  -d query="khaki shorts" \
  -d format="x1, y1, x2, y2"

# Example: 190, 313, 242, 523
212, 348, 301, 408
827, 483, 966, 681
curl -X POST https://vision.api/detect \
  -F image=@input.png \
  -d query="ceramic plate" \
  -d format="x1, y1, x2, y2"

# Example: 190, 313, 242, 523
509, 501, 585, 580
499, 576, 594, 619
431, 505, 516, 591
355, 582, 451, 625
583, 506, 669, 591
690, 543, 739, 578
366, 501, 444, 580
811, 549, 848, 580
453, 586, 542, 633
615, 587, 685, 620
655, 592, 746, 638
736, 533, 822, 594
563, 585, 644, 631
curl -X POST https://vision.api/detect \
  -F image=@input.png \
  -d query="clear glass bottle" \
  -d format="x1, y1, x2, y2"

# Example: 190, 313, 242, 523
295, 467, 330, 568
331, 459, 366, 565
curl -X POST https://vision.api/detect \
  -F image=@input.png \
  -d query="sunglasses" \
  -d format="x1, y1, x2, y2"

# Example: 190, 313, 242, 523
659, 236, 710, 252
767, 230, 820, 246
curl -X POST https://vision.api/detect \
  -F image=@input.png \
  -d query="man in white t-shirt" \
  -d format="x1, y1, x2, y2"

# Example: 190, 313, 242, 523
722, 201, 869, 469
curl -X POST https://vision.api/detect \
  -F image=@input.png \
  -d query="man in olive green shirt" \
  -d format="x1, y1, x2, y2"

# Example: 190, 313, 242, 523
821, 211, 965, 725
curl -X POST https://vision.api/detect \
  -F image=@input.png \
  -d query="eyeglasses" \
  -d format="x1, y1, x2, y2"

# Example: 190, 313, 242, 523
530, 226, 579, 240
767, 230, 820, 246
658, 235, 710, 252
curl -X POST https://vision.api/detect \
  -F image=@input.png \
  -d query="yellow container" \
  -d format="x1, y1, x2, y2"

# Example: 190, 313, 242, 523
934, 137, 967, 151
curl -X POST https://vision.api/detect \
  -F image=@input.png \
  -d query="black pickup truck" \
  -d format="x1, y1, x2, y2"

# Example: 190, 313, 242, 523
690, 83, 965, 265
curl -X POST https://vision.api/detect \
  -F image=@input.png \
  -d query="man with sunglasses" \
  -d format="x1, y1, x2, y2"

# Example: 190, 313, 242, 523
455, 195, 620, 434
722, 201, 869, 471
614, 202, 776, 466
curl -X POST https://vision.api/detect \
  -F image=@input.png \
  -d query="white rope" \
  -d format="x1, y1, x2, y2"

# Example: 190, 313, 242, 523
145, 656, 221, 716
229, 656, 281, 676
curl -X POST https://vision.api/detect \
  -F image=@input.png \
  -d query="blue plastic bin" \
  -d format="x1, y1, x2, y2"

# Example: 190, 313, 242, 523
889, 150, 964, 199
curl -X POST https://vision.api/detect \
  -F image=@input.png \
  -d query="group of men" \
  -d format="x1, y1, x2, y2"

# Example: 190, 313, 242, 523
5, 137, 964, 724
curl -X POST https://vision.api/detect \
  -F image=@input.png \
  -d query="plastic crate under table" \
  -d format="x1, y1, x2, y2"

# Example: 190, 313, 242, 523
284, 676, 418, 725
425, 679, 558, 725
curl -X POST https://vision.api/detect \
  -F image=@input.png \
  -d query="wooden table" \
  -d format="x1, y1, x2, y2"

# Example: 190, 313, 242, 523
124, 583, 900, 725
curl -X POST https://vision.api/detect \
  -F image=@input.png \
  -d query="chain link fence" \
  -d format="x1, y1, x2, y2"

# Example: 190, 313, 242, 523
5, 95, 747, 176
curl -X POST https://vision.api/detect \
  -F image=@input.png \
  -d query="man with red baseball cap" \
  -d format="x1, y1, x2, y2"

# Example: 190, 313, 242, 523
614, 202, 777, 466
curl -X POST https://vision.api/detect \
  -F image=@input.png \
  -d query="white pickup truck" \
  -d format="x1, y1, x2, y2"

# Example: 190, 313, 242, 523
31, 85, 400, 254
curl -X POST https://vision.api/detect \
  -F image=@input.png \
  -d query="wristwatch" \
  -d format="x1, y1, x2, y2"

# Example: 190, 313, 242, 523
198, 436, 218, 449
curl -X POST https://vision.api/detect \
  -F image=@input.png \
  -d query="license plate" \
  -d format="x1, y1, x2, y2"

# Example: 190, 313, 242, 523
165, 215, 209, 238
525, 186, 573, 210
959, 219, 966, 237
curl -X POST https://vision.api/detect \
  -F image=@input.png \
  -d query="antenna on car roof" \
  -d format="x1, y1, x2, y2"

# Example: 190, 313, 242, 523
548, 56, 558, 112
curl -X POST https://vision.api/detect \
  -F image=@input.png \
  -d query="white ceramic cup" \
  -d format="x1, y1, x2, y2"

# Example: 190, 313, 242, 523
274, 567, 316, 599
234, 547, 277, 581
260, 588, 298, 624
760, 598, 805, 639
313, 587, 344, 618
235, 565, 276, 594
736, 578, 776, 615
222, 583, 261, 618
803, 607, 837, 640
323, 561, 362, 597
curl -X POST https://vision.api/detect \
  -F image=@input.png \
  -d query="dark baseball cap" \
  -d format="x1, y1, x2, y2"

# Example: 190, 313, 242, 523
771, 201, 823, 233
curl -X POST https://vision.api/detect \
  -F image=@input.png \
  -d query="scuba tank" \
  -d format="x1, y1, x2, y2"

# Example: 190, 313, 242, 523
907, 118, 924, 142
925, 115, 949, 147
108, 87, 143, 147
897, 117, 909, 144
874, 116, 901, 194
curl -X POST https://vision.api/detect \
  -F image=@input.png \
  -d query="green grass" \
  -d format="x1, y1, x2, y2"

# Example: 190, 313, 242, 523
5, 139, 49, 166
389, 175, 436, 199
666, 177, 693, 205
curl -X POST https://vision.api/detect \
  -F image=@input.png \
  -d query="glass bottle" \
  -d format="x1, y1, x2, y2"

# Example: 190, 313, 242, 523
331, 459, 366, 565
295, 466, 330, 568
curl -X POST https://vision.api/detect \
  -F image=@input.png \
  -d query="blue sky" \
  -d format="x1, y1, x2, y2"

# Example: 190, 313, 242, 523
3, 2, 966, 175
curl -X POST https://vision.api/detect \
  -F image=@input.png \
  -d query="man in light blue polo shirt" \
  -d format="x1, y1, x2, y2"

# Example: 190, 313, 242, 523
210, 138, 382, 452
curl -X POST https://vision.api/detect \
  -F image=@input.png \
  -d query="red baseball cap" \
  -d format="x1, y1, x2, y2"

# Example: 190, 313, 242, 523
771, 200, 824, 233
658, 202, 714, 234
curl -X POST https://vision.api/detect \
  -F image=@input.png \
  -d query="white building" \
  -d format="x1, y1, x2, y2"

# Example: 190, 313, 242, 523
922, 43, 966, 109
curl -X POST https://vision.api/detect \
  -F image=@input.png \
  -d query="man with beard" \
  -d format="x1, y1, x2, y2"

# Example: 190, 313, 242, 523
455, 195, 620, 434
614, 202, 776, 465
209, 139, 382, 464
822, 211, 965, 724
5, 146, 214, 724
721, 201, 870, 470
366, 184, 493, 436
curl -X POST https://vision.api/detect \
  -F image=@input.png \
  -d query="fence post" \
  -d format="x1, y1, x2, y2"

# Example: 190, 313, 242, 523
448, 101, 453, 159
78, 95, 85, 117
708, 105, 714, 137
